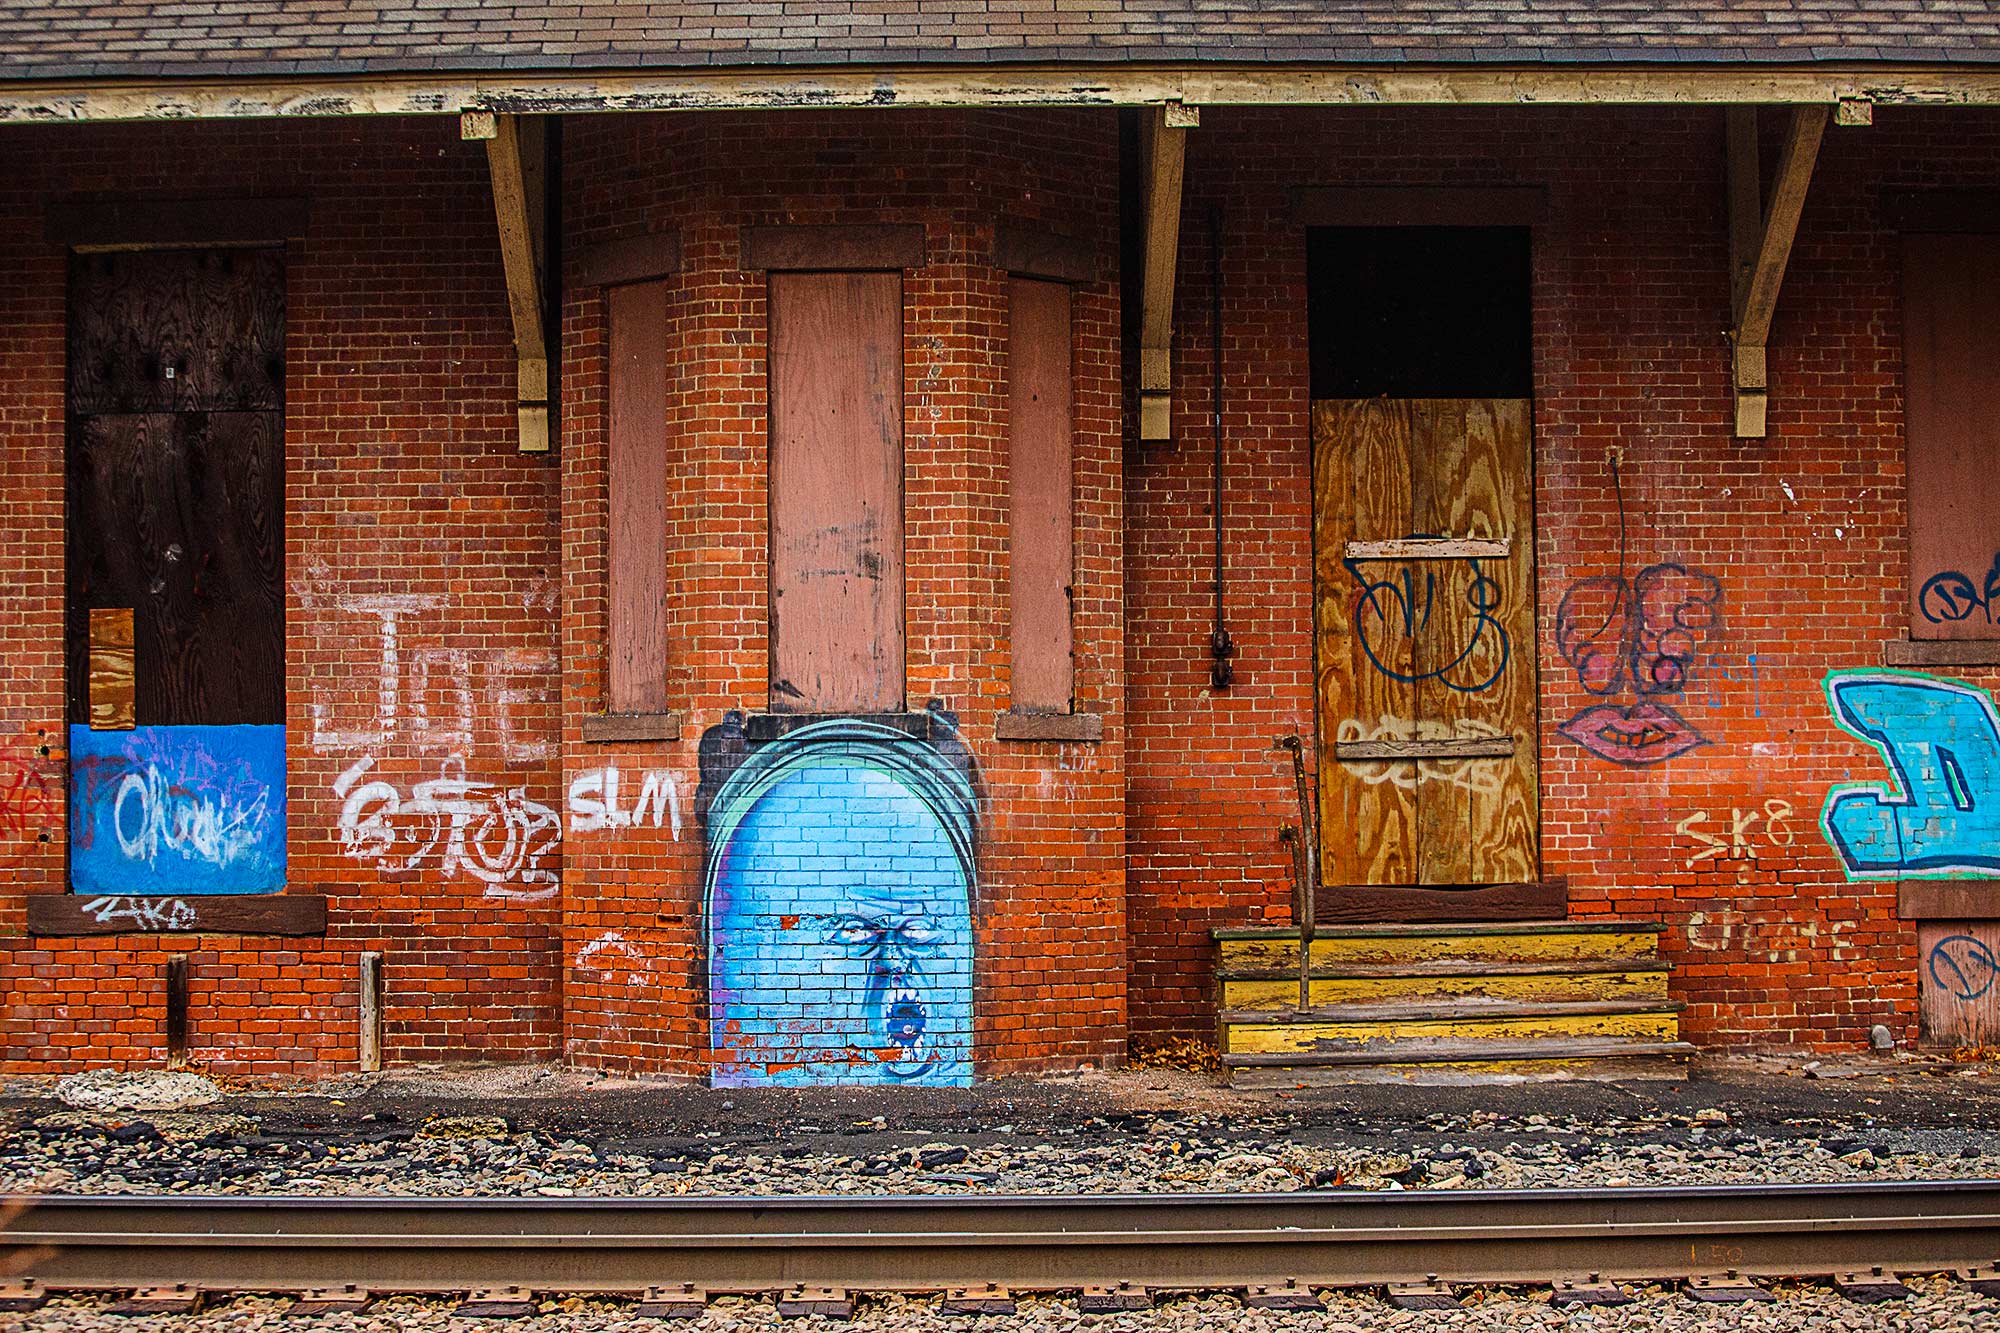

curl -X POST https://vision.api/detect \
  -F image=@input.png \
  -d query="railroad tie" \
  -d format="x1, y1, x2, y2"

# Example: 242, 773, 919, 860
1551, 1274, 1632, 1308
940, 1284, 1016, 1315
634, 1283, 707, 1319
1833, 1268, 1912, 1303
1958, 1264, 2000, 1298
455, 1286, 537, 1318
777, 1286, 854, 1318
0, 1280, 47, 1313
1245, 1279, 1323, 1311
109, 1285, 203, 1316
1384, 1277, 1459, 1311
1078, 1282, 1151, 1312
1683, 1272, 1775, 1303
288, 1285, 375, 1316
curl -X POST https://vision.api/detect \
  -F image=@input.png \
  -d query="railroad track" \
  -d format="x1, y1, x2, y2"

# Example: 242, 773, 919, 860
3, 1182, 1999, 1313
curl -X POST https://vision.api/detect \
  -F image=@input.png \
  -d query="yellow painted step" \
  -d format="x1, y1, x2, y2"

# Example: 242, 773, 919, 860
1221, 967, 1671, 1010
1216, 923, 1662, 971
1222, 1006, 1681, 1056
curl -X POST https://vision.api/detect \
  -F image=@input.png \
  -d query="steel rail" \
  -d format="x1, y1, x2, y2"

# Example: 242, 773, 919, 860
4, 1181, 1999, 1293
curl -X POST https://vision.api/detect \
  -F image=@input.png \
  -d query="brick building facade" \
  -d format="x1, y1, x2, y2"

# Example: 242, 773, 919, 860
5, 14, 2000, 1078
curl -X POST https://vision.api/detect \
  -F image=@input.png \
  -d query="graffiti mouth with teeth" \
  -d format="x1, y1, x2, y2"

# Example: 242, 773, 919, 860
1558, 701, 1708, 767
832, 909, 946, 1079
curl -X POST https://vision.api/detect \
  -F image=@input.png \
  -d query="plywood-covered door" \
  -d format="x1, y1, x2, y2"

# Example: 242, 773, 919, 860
1313, 397, 1540, 917
767, 271, 906, 714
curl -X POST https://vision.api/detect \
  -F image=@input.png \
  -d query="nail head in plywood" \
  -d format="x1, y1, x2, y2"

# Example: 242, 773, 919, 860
87, 606, 136, 730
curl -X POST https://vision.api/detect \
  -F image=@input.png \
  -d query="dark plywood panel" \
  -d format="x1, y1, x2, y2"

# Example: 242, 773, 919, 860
67, 412, 284, 727
1314, 878, 1567, 925
1292, 187, 1549, 228
87, 606, 135, 730
67, 247, 285, 415
1905, 235, 2000, 641
994, 225, 1099, 284
1008, 276, 1075, 715
606, 279, 672, 715
767, 271, 906, 714
28, 892, 326, 936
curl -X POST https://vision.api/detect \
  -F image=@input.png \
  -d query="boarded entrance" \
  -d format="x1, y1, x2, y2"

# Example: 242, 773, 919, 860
1307, 226, 1546, 922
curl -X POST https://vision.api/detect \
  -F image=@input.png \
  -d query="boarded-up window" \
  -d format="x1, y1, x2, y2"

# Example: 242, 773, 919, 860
1905, 234, 2000, 639
767, 271, 906, 714
1007, 277, 1074, 714
606, 280, 671, 712
65, 247, 288, 895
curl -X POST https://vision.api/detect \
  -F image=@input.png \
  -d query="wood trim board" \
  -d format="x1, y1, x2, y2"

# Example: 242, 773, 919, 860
740, 224, 926, 271
28, 893, 328, 936
573, 229, 683, 287
1313, 878, 1568, 925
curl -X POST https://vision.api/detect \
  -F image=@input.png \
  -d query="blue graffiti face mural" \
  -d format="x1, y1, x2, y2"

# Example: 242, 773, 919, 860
68, 724, 287, 895
698, 707, 976, 1087
1822, 671, 2000, 879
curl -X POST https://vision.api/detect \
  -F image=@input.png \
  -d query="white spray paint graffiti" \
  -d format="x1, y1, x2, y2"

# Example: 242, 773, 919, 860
1685, 909, 1856, 963
574, 931, 650, 988
297, 584, 557, 763
336, 756, 562, 900
567, 767, 681, 838
112, 764, 270, 871
336, 761, 683, 899
82, 895, 195, 931
1333, 715, 1510, 795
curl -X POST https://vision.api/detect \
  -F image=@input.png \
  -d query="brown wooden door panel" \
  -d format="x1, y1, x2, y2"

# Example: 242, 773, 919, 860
1007, 276, 1075, 714
767, 271, 906, 714
607, 279, 672, 714
1314, 397, 1539, 908
1905, 234, 2000, 640
68, 248, 285, 415
66, 411, 285, 727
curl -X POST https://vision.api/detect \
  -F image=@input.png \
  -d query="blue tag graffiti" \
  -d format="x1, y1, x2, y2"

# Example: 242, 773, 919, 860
1345, 552, 1509, 693
1822, 672, 2000, 878
68, 724, 287, 895
699, 709, 976, 1087
1929, 934, 1999, 1002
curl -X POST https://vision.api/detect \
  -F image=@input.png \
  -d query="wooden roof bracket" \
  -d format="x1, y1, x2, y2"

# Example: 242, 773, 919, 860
464, 109, 551, 452
1726, 104, 1828, 438
1138, 101, 1196, 441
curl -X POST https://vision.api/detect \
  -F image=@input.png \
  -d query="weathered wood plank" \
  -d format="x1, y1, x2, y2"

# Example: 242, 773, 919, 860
1222, 969, 1673, 1009
995, 710, 1103, 742
993, 225, 1099, 284
28, 893, 328, 936
1312, 879, 1565, 925
573, 229, 683, 288
46, 197, 309, 249
1729, 105, 1827, 437
1899, 880, 2000, 920
86, 607, 135, 730
1344, 537, 1510, 560
1334, 737, 1515, 761
1137, 104, 1188, 441
580, 712, 683, 743
606, 279, 672, 714
1917, 920, 2000, 1050
1223, 1008, 1680, 1056
482, 113, 549, 452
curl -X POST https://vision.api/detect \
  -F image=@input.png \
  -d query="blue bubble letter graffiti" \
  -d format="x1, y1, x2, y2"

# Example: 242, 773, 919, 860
1822, 671, 2000, 878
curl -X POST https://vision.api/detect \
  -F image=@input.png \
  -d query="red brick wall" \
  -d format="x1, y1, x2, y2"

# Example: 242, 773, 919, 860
1128, 104, 2000, 1053
557, 109, 1127, 1079
0, 117, 562, 1075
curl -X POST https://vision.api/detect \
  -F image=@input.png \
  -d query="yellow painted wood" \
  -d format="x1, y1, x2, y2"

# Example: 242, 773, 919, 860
1223, 1009, 1680, 1055
1221, 969, 1671, 1010
1217, 930, 1661, 971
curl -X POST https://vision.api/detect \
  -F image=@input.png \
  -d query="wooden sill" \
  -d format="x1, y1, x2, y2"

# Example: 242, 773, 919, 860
27, 893, 327, 937
581, 711, 682, 743
996, 710, 1104, 743
1898, 880, 2000, 920
1882, 639, 2000, 667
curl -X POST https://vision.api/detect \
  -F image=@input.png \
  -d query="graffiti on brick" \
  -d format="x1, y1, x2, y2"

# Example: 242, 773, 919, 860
1821, 671, 2000, 879
1345, 552, 1509, 693
296, 579, 556, 763
0, 738, 61, 845
575, 931, 651, 990
1552, 461, 1723, 767
69, 724, 286, 895
1918, 551, 2000, 626
1334, 715, 1509, 795
1685, 909, 1855, 962
1676, 799, 1796, 874
1929, 934, 1999, 1003
335, 759, 680, 899
336, 755, 562, 900
698, 705, 976, 1087
80, 895, 196, 931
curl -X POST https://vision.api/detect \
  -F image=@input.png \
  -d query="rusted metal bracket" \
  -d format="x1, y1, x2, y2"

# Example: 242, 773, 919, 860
634, 1284, 706, 1318
1079, 1282, 1152, 1312
1275, 734, 1319, 1010
1246, 1279, 1324, 1311
1385, 1278, 1459, 1310
455, 1286, 536, 1317
1684, 1271, 1776, 1302
1833, 1268, 1911, 1303
1551, 1275, 1632, 1307
941, 1285, 1016, 1315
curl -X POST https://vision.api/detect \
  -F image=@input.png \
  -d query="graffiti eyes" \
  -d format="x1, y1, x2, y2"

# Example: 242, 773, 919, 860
830, 917, 941, 948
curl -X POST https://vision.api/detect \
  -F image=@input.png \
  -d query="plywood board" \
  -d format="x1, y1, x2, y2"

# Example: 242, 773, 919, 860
767, 271, 906, 714
606, 279, 671, 714
1007, 277, 1074, 714
1918, 920, 2000, 1050
67, 248, 285, 415
87, 607, 135, 730
1904, 235, 2000, 641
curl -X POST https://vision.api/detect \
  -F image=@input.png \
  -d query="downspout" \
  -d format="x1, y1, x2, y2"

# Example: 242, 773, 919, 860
1209, 206, 1235, 691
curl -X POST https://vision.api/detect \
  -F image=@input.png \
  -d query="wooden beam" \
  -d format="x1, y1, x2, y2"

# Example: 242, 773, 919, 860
1138, 102, 1192, 441
9, 66, 2000, 125
1727, 104, 1827, 438
468, 111, 551, 453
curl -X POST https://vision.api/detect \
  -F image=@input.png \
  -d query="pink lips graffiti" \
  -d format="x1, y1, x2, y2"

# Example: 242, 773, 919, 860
1557, 702, 1707, 767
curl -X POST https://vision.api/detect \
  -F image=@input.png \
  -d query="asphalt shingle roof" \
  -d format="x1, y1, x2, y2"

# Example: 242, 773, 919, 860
4, 1, 2000, 82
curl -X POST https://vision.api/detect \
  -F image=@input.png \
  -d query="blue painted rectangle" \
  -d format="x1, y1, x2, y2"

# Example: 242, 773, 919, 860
69, 725, 287, 896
